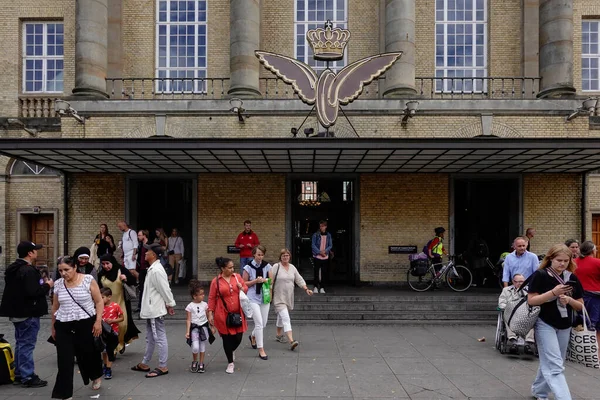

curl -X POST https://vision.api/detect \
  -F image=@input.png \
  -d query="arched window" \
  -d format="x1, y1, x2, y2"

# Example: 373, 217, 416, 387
295, 0, 348, 73
10, 160, 58, 176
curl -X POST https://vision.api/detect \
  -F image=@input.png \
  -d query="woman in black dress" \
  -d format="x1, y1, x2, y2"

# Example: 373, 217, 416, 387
95, 224, 116, 259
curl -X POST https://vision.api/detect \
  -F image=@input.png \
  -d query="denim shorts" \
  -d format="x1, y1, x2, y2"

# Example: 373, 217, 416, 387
583, 294, 600, 330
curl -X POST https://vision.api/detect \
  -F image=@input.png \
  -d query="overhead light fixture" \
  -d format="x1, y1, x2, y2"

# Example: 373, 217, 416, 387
5, 118, 39, 137
566, 97, 598, 122
55, 99, 86, 124
229, 98, 246, 123
401, 100, 419, 126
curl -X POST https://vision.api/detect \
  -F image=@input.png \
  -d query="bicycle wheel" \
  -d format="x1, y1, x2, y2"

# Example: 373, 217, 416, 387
407, 268, 435, 292
446, 265, 472, 292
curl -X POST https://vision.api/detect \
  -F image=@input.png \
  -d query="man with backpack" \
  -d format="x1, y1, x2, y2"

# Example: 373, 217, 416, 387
426, 227, 448, 271
0, 241, 54, 387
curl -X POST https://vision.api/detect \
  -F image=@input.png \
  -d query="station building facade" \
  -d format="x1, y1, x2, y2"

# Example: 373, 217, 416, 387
1, 0, 600, 284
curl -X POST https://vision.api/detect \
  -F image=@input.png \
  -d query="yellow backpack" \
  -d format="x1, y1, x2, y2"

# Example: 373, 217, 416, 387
0, 335, 15, 384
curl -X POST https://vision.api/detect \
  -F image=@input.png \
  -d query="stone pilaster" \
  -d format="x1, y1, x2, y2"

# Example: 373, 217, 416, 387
537, 0, 575, 98
382, 0, 416, 98
72, 0, 109, 98
228, 0, 261, 98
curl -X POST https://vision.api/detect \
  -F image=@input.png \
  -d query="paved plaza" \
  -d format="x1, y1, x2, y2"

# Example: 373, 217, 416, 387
0, 320, 598, 399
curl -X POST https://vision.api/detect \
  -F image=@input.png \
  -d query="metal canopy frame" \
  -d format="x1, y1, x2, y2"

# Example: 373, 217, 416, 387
1, 137, 600, 174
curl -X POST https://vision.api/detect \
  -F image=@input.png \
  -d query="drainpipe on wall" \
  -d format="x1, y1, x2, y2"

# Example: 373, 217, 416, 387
582, 172, 588, 241
63, 173, 69, 255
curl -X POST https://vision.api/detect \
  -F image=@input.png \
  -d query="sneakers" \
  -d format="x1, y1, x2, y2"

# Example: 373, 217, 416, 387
104, 367, 112, 380
319, 288, 326, 294
21, 375, 47, 388
198, 363, 205, 373
290, 340, 299, 351
276, 335, 287, 343
313, 287, 319, 294
225, 363, 235, 374
190, 361, 199, 373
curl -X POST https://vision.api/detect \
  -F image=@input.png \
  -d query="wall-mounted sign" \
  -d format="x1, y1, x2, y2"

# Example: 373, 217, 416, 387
227, 246, 240, 254
388, 245, 418, 254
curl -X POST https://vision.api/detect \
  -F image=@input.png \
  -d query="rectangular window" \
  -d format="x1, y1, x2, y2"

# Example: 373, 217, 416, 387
22, 22, 64, 93
156, 0, 207, 93
583, 21, 600, 92
301, 181, 318, 201
435, 0, 487, 93
295, 0, 347, 73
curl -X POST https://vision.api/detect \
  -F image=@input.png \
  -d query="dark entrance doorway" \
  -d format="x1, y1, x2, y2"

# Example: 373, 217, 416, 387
291, 179, 355, 285
129, 178, 194, 278
454, 177, 520, 267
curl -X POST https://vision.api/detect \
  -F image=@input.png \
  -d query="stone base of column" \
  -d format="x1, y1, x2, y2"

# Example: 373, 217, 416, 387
382, 85, 418, 98
72, 87, 110, 99
227, 86, 262, 99
536, 84, 576, 98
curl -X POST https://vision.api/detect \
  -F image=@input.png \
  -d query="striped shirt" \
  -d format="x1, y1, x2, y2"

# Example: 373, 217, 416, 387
54, 274, 96, 322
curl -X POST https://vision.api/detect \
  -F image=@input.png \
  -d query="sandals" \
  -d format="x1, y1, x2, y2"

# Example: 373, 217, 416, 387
249, 335, 257, 349
131, 364, 151, 372
145, 368, 169, 378
92, 379, 102, 390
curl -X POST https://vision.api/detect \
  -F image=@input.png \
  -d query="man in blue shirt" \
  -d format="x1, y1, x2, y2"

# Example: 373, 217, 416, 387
502, 236, 539, 287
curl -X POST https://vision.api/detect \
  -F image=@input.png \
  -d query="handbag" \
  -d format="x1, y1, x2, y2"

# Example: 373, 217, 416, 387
123, 282, 137, 301
234, 274, 253, 318
217, 276, 243, 328
178, 259, 187, 279
567, 305, 599, 368
504, 274, 541, 336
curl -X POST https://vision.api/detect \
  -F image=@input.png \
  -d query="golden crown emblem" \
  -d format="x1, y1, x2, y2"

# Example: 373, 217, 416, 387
306, 20, 350, 61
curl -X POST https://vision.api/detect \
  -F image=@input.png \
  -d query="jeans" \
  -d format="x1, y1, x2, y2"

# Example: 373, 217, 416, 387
142, 318, 168, 368
313, 258, 328, 289
531, 319, 572, 400
249, 302, 270, 349
13, 317, 40, 382
240, 257, 253, 275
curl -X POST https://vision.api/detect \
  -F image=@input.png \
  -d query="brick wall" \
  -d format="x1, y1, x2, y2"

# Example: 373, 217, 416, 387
489, 0, 522, 77
359, 174, 449, 281
197, 174, 286, 280
523, 174, 581, 256
67, 174, 126, 255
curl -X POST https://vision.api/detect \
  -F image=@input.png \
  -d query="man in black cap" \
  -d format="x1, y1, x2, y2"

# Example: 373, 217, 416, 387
0, 241, 54, 387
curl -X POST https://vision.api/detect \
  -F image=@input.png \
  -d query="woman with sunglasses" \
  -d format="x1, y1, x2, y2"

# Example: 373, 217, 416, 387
51, 256, 104, 399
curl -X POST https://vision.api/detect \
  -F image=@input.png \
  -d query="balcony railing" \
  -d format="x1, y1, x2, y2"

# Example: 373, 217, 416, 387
105, 76, 541, 100
18, 96, 60, 118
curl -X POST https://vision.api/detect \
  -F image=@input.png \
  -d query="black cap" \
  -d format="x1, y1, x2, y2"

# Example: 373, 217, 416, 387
17, 241, 43, 258
143, 243, 163, 257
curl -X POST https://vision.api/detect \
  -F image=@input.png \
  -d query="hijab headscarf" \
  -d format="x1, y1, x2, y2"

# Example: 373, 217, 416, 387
98, 254, 122, 282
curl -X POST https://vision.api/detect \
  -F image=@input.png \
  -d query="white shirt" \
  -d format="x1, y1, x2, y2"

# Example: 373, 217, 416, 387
54, 275, 96, 322
140, 260, 176, 319
185, 301, 208, 325
168, 236, 184, 255
122, 229, 137, 254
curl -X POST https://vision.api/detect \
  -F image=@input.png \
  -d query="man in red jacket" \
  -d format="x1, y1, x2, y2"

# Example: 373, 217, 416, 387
234, 220, 260, 274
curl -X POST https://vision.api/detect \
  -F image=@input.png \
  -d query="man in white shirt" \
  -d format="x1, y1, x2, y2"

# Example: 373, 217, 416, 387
118, 221, 137, 273
167, 228, 184, 285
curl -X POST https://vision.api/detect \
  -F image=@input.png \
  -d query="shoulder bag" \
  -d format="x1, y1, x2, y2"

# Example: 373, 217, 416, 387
503, 274, 541, 337
216, 276, 242, 328
63, 283, 113, 353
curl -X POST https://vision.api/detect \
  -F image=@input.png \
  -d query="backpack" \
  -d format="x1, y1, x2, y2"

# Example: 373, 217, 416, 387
0, 335, 15, 385
422, 239, 435, 255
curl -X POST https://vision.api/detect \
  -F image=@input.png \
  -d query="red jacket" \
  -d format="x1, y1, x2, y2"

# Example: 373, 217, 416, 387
234, 230, 260, 258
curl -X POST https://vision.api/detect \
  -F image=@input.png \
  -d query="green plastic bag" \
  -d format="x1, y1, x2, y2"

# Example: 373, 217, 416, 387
262, 278, 272, 304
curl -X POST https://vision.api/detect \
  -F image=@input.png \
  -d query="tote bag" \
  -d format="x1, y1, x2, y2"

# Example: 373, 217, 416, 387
566, 305, 599, 369
503, 274, 541, 337
234, 274, 253, 318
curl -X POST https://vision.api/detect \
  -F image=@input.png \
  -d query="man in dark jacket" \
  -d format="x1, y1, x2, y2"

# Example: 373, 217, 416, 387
0, 241, 53, 387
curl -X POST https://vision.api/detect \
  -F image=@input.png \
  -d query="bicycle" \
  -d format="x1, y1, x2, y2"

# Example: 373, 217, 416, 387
407, 255, 473, 292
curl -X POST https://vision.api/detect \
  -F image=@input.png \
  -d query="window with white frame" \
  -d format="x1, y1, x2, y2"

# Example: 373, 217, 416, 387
23, 22, 64, 93
295, 0, 347, 73
156, 0, 207, 93
435, 0, 487, 93
583, 21, 600, 92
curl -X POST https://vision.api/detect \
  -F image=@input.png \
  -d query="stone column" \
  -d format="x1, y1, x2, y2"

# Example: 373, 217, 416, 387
72, 0, 109, 98
382, 0, 416, 98
228, 0, 261, 98
537, 0, 575, 98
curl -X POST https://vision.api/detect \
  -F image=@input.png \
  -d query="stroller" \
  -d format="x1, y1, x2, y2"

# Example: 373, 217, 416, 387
495, 309, 538, 356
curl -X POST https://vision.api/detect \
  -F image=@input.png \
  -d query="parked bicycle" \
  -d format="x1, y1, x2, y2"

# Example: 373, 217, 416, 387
407, 255, 473, 292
